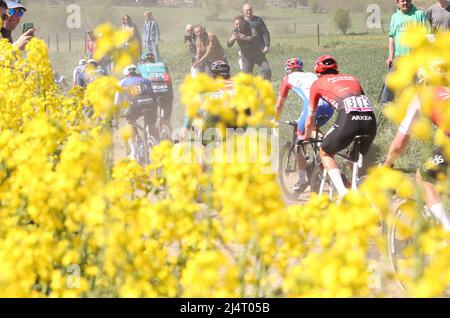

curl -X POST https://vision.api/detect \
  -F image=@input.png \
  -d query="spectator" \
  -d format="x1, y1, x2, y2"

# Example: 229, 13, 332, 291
1, 0, 33, 50
121, 14, 142, 57
185, 24, 199, 76
143, 11, 160, 62
240, 3, 272, 81
86, 30, 96, 59
193, 25, 226, 74
227, 15, 271, 80
426, 0, 450, 32
0, 1, 7, 19
381, 0, 431, 105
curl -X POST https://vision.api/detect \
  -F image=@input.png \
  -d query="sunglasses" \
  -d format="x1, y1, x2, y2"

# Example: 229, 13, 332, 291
8, 8, 24, 17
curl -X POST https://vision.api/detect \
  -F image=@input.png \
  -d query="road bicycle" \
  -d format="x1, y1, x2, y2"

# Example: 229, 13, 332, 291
386, 167, 449, 294
277, 115, 328, 201
309, 134, 371, 198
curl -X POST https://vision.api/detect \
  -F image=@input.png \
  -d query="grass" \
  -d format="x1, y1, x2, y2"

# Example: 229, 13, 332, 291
21, 5, 426, 168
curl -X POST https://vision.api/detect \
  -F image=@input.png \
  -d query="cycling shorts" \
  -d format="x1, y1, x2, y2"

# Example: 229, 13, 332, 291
125, 96, 157, 125
420, 148, 448, 183
321, 110, 377, 156
297, 102, 334, 137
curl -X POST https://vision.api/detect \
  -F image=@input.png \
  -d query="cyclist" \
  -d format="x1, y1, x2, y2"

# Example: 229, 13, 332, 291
138, 51, 173, 130
275, 57, 334, 192
72, 59, 87, 89
179, 59, 237, 144
385, 63, 449, 231
77, 59, 105, 88
114, 65, 156, 161
304, 55, 377, 198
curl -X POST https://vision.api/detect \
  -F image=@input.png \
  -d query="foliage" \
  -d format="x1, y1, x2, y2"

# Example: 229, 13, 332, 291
0, 25, 448, 297
333, 9, 352, 35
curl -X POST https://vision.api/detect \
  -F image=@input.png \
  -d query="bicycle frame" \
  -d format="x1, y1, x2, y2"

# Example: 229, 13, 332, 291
318, 135, 369, 194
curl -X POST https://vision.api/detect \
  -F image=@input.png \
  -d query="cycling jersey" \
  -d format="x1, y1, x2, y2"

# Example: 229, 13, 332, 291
310, 74, 376, 156
279, 71, 333, 136
137, 62, 169, 79
73, 65, 85, 87
398, 86, 449, 182
77, 68, 105, 88
310, 74, 372, 114
115, 76, 156, 123
399, 86, 449, 135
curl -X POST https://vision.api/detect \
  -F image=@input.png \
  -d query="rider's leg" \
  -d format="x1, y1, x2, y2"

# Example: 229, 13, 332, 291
320, 148, 349, 197
296, 111, 309, 186
416, 170, 450, 231
127, 122, 139, 160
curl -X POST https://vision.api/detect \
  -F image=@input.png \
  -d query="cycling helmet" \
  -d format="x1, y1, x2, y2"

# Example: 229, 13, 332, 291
141, 51, 155, 63
210, 60, 231, 79
79, 59, 87, 66
123, 64, 138, 76
284, 57, 303, 74
87, 59, 98, 67
314, 55, 338, 74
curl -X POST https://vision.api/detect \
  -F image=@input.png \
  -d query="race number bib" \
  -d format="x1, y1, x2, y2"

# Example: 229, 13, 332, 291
343, 95, 372, 114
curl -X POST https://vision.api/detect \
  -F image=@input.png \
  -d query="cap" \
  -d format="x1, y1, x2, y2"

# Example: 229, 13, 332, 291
6, 0, 27, 11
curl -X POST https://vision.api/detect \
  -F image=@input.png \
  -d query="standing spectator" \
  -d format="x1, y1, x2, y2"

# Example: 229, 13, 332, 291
1, 0, 33, 50
121, 14, 142, 58
227, 15, 271, 80
381, 0, 431, 105
86, 30, 96, 59
185, 24, 199, 76
142, 11, 161, 61
193, 25, 226, 74
426, 0, 450, 32
240, 3, 272, 81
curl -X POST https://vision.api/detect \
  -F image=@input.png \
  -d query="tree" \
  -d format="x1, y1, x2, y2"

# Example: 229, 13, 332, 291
333, 9, 352, 35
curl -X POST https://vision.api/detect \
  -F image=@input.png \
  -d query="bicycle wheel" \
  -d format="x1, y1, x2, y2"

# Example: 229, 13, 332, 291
310, 163, 336, 198
278, 144, 301, 201
388, 201, 435, 293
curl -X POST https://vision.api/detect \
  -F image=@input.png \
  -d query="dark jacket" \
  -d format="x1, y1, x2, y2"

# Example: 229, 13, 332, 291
227, 18, 263, 59
247, 15, 270, 49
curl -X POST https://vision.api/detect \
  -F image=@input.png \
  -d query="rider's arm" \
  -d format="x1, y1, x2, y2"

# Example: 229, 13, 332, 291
304, 81, 321, 139
275, 76, 291, 118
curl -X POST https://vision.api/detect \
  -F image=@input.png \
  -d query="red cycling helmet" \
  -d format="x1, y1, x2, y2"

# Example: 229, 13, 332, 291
314, 55, 338, 74
284, 57, 303, 74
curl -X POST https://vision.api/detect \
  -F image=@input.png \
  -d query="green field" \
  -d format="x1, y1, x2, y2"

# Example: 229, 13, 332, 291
19, 4, 425, 166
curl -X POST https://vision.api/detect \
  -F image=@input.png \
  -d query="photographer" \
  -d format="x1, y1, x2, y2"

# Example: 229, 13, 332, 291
1, 1, 33, 50
227, 15, 271, 80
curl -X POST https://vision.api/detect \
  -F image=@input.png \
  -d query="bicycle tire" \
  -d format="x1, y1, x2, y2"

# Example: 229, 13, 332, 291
388, 201, 437, 294
278, 144, 301, 201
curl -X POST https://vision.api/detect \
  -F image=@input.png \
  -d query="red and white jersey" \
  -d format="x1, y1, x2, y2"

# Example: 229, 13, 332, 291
309, 74, 373, 113
399, 86, 449, 135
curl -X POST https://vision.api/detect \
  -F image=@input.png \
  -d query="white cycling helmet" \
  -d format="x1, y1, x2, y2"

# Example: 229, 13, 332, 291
123, 64, 138, 76
79, 59, 87, 65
